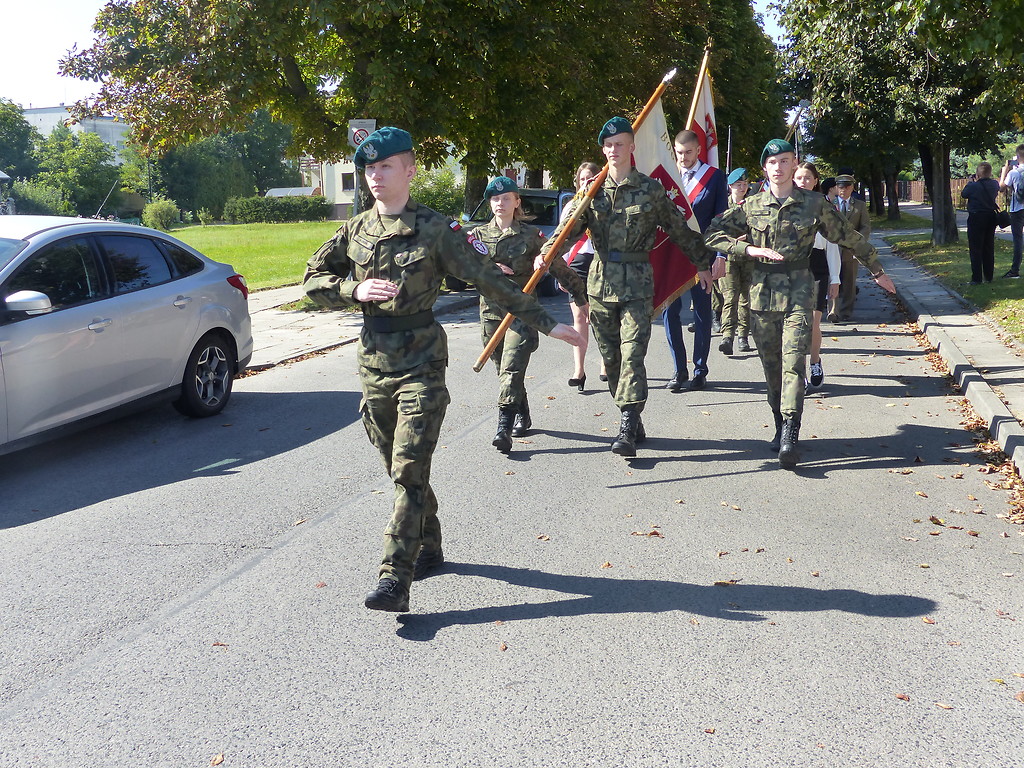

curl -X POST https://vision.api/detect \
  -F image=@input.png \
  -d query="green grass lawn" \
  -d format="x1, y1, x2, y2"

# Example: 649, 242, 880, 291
887, 233, 1024, 342
870, 211, 933, 230
173, 221, 341, 291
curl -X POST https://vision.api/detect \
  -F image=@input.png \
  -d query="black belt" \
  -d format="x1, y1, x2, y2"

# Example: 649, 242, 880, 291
363, 309, 435, 333
605, 250, 650, 264
754, 258, 810, 273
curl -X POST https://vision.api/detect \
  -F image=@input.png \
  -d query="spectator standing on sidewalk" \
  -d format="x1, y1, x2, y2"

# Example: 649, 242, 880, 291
828, 172, 871, 323
998, 144, 1024, 279
961, 162, 1001, 284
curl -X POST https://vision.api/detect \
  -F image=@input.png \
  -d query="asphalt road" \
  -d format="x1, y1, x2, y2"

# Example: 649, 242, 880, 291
2, 283, 1023, 767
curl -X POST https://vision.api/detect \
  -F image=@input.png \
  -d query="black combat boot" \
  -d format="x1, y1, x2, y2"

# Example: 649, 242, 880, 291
778, 417, 801, 468
611, 408, 641, 457
768, 410, 784, 452
718, 337, 734, 356
511, 398, 532, 437
413, 547, 445, 580
492, 406, 515, 452
364, 578, 410, 612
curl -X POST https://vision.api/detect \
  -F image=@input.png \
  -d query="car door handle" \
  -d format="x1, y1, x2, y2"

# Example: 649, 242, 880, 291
173, 296, 193, 308
87, 318, 113, 331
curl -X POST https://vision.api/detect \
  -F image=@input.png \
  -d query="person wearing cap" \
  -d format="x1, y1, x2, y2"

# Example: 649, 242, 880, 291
537, 116, 714, 457
471, 176, 588, 452
828, 171, 871, 322
717, 166, 754, 353
705, 139, 895, 468
304, 127, 583, 613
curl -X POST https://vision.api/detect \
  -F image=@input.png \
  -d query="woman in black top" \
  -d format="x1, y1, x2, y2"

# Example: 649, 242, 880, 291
961, 163, 1001, 284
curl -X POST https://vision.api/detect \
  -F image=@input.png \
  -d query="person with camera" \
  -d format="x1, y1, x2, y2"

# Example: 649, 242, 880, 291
961, 162, 1001, 284
998, 144, 1024, 279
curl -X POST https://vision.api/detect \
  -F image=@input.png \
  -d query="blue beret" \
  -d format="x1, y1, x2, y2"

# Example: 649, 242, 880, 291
760, 138, 795, 166
727, 168, 748, 185
353, 127, 413, 169
598, 116, 634, 145
485, 176, 519, 198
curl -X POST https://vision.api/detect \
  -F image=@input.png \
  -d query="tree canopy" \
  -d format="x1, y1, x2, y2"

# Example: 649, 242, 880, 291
62, 0, 784, 187
0, 99, 39, 179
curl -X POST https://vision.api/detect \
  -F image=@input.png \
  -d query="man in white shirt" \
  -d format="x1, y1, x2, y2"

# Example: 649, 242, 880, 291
998, 144, 1024, 279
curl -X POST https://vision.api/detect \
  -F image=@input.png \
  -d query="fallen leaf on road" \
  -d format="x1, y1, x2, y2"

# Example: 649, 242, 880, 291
731, 505, 742, 511
1016, 692, 1024, 704
1003, 573, 1015, 578
991, 679, 1007, 686
916, 491, 929, 498
704, 728, 716, 734
594, 412, 604, 417
935, 474, 945, 479
717, 551, 729, 557
315, 582, 327, 588
505, 471, 515, 475
211, 755, 225, 766
546, 396, 556, 400
902, 537, 919, 541
600, 562, 613, 569
935, 702, 953, 710
537, 534, 550, 541
756, 547, 766, 553
947, 641, 961, 646
293, 518, 308, 526
675, 499, 685, 504
923, 617, 936, 624
212, 642, 228, 647
929, 530, 942, 536
1014, 673, 1024, 679
499, 642, 508, 651
494, 620, 504, 625
787, 557, 794, 563
952, 472, 964, 479
996, 610, 1014, 620
895, 693, 910, 701
967, 495, 977, 501
920, 563, 931, 568
810, 571, 820, 577
714, 579, 740, 586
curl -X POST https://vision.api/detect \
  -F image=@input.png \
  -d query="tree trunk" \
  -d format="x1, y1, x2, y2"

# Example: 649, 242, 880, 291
462, 152, 488, 218
930, 140, 959, 245
884, 169, 901, 220
525, 168, 544, 188
869, 166, 885, 216
918, 142, 934, 204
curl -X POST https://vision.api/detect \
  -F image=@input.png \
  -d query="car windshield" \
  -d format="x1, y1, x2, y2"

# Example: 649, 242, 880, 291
469, 192, 561, 228
0, 238, 27, 270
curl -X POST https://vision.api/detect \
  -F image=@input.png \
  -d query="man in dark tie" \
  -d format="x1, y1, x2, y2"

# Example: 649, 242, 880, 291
661, 129, 729, 391
828, 172, 871, 322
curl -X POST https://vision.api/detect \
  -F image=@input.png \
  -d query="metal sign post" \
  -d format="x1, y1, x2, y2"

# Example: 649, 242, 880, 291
348, 119, 376, 215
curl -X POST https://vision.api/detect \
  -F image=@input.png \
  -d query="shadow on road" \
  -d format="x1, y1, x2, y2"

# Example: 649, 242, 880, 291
395, 561, 937, 641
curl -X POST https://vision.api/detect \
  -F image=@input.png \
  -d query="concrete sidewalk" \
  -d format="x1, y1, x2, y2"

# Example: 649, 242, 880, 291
244, 209, 1024, 472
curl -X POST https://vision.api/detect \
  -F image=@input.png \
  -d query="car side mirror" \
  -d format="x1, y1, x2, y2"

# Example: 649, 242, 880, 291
460, 213, 470, 222
4, 290, 53, 315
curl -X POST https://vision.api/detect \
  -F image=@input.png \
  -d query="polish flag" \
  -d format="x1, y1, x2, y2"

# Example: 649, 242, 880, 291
689, 72, 719, 167
632, 98, 700, 315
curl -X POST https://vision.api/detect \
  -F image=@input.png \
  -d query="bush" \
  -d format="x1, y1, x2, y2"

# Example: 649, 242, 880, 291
142, 198, 181, 231
197, 207, 214, 226
223, 195, 331, 224
410, 166, 463, 217
10, 178, 74, 216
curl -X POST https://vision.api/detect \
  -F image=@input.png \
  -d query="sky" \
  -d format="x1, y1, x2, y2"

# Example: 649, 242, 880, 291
1, 0, 786, 111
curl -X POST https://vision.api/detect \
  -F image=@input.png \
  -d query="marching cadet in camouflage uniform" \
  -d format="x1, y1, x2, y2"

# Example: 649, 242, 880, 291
472, 176, 588, 452
304, 128, 582, 612
705, 139, 896, 468
719, 167, 754, 353
538, 117, 715, 457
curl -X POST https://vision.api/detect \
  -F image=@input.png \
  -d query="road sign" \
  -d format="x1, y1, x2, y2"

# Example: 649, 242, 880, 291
348, 119, 377, 150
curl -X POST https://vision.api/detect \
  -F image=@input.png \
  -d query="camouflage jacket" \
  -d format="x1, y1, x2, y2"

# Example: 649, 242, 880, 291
471, 217, 587, 320
304, 200, 558, 372
539, 169, 711, 302
705, 185, 883, 312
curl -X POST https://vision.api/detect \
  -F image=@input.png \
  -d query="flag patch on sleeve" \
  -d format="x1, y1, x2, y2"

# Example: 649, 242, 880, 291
449, 220, 462, 232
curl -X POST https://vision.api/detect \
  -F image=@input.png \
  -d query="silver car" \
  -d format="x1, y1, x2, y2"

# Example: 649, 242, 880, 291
0, 216, 253, 454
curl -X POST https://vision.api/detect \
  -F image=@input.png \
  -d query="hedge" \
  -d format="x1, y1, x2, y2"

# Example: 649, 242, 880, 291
223, 195, 332, 224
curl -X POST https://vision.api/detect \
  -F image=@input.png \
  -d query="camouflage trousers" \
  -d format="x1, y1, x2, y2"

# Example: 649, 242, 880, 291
750, 306, 811, 420
590, 295, 652, 412
359, 359, 450, 587
720, 258, 753, 341
481, 311, 538, 410
711, 279, 724, 317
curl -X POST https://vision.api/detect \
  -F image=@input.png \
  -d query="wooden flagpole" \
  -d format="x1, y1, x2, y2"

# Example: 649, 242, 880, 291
473, 68, 680, 373
686, 40, 713, 131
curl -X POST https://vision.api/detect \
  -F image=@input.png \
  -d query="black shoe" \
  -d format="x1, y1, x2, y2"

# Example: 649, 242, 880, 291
511, 405, 532, 437
492, 407, 514, 452
718, 338, 734, 356
568, 374, 587, 393
685, 374, 707, 391
413, 548, 444, 580
364, 578, 410, 612
611, 408, 642, 457
827, 311, 839, 323
712, 317, 722, 334
599, 373, 608, 382
687, 322, 696, 333
778, 418, 801, 468
1003, 270, 1020, 279
768, 410, 784, 452
737, 337, 752, 352
667, 370, 689, 392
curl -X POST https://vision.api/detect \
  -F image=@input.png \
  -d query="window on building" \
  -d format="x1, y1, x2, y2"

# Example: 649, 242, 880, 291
342, 173, 355, 192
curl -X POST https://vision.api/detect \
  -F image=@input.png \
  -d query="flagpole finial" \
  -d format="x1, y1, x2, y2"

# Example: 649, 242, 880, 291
663, 68, 678, 83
